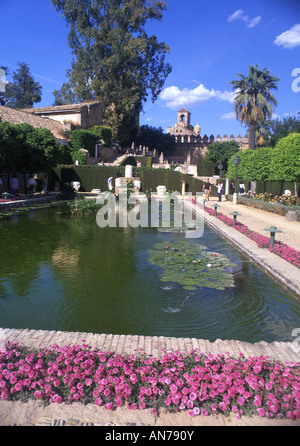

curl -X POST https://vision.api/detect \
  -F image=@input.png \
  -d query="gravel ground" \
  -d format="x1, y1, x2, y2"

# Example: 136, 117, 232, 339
1, 399, 300, 426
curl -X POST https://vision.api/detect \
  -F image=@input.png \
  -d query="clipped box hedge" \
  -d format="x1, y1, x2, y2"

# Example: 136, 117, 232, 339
51, 165, 210, 195
196, 158, 216, 177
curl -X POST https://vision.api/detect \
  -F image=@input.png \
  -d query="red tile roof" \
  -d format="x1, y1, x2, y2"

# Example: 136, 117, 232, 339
0, 106, 68, 141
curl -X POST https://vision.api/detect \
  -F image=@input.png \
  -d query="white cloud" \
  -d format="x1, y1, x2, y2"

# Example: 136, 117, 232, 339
274, 24, 300, 49
271, 113, 280, 120
220, 112, 236, 120
228, 9, 262, 28
228, 10, 244, 22
159, 84, 235, 110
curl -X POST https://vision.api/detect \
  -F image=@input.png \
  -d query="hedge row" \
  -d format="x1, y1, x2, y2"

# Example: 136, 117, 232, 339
196, 159, 215, 177
70, 126, 113, 157
50, 165, 214, 196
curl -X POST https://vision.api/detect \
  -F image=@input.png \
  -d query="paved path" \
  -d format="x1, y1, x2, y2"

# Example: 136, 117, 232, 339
204, 196, 300, 250
1, 328, 299, 363
188, 196, 300, 298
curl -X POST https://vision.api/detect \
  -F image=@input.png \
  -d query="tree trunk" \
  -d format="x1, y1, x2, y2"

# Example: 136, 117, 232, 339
248, 123, 256, 150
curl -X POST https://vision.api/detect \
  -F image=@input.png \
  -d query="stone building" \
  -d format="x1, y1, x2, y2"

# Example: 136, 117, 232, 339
0, 105, 68, 143
0, 101, 103, 145
166, 108, 248, 163
23, 101, 103, 132
167, 107, 201, 137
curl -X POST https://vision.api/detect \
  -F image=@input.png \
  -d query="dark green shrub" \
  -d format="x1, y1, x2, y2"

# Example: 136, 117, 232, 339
70, 130, 97, 157
196, 159, 215, 176
90, 126, 112, 147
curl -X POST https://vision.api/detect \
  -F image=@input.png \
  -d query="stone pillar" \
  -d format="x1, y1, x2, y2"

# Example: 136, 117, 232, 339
225, 178, 229, 197
125, 165, 133, 178
181, 180, 186, 196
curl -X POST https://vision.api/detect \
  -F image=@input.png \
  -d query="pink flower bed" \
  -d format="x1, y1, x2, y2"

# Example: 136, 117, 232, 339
0, 341, 299, 420
192, 200, 300, 269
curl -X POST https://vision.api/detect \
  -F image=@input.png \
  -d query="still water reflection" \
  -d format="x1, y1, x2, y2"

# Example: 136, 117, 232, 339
0, 203, 299, 343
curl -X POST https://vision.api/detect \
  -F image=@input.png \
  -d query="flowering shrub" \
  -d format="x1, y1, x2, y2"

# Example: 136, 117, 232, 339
0, 341, 299, 420
247, 192, 298, 206
199, 204, 300, 269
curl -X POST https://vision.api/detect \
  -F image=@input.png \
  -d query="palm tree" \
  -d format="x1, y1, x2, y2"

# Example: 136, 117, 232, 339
230, 65, 279, 150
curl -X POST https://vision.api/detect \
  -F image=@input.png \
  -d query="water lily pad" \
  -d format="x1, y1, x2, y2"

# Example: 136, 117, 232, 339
147, 241, 236, 291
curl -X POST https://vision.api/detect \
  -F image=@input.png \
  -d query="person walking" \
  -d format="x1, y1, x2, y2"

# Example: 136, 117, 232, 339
10, 174, 19, 195
107, 176, 113, 191
217, 181, 223, 202
230, 181, 235, 195
202, 178, 211, 201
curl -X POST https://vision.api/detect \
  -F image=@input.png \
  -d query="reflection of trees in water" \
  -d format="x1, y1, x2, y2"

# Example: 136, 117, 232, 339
47, 218, 140, 332
0, 206, 138, 304
0, 207, 69, 298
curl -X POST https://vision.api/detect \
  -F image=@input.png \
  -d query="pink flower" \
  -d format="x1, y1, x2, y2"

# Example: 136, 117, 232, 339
105, 402, 113, 410
34, 390, 42, 399
1, 391, 8, 400
253, 364, 262, 374
103, 388, 111, 397
189, 392, 197, 401
257, 408, 265, 417
254, 395, 262, 407
115, 396, 123, 407
52, 394, 62, 403
266, 381, 273, 390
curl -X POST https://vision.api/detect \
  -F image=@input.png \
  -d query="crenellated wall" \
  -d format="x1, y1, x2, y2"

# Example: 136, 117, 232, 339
166, 109, 249, 164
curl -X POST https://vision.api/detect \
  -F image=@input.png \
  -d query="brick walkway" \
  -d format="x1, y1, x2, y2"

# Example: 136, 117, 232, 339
1, 327, 299, 363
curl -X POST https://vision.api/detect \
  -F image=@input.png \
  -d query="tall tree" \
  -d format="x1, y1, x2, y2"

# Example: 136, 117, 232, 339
205, 141, 240, 173
230, 65, 279, 150
51, 0, 172, 144
3, 62, 42, 109
268, 115, 300, 147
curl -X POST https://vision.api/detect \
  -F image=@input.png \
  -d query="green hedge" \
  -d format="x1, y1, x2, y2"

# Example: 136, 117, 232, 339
255, 181, 299, 196
90, 126, 112, 147
70, 130, 97, 157
120, 156, 152, 168
196, 159, 215, 176
52, 166, 120, 192
51, 165, 211, 195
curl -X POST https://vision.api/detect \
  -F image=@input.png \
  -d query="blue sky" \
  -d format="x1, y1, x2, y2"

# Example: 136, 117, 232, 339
1, 0, 300, 139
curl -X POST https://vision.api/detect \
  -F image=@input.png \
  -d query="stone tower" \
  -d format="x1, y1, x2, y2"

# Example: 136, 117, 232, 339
177, 107, 191, 127
166, 107, 195, 136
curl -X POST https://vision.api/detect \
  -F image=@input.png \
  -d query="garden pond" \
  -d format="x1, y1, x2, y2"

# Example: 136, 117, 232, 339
0, 201, 299, 343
